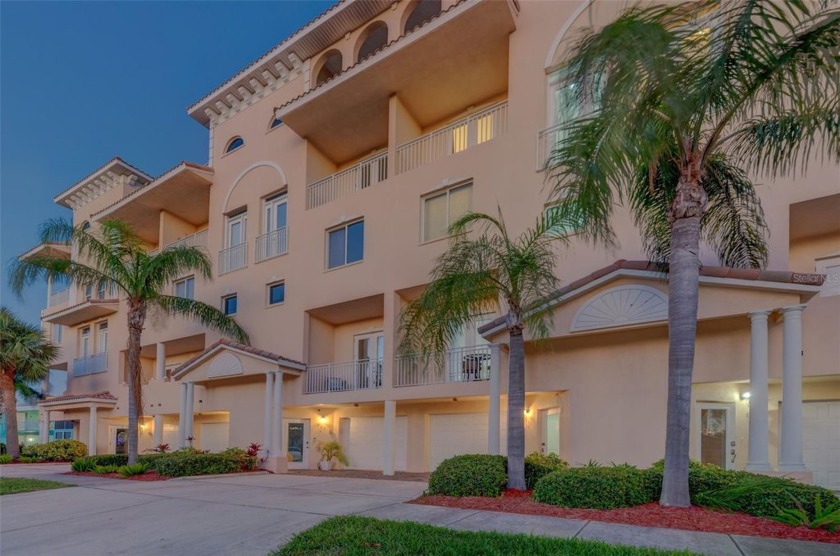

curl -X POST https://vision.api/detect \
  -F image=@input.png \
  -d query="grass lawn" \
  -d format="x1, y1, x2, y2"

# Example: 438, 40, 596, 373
0, 477, 71, 495
272, 516, 696, 556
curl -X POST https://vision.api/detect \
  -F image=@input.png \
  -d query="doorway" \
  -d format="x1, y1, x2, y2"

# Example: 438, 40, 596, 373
695, 402, 735, 469
541, 407, 561, 456
114, 427, 127, 455
285, 419, 310, 469
354, 332, 383, 389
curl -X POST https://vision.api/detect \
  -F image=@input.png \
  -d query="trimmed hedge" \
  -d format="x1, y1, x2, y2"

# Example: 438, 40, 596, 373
428, 455, 508, 497
21, 440, 88, 462
533, 466, 653, 509
524, 452, 568, 490
153, 453, 241, 477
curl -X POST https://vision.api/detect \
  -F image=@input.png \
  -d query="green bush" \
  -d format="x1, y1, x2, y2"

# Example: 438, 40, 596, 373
533, 467, 654, 509
117, 463, 150, 477
71, 458, 97, 472
21, 440, 88, 462
152, 453, 241, 477
647, 459, 739, 500
0, 454, 13, 464
428, 455, 508, 497
695, 474, 839, 518
93, 465, 120, 474
524, 452, 568, 490
220, 447, 257, 471
18, 456, 42, 463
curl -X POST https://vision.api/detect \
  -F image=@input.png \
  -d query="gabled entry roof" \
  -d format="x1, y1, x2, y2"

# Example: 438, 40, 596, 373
172, 339, 305, 381
39, 391, 118, 408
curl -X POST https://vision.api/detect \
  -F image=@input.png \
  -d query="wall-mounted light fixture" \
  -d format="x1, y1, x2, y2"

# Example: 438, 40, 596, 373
741, 391, 751, 400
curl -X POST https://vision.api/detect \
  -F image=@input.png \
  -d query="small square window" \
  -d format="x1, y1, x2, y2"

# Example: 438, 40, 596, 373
268, 282, 285, 306
544, 202, 586, 236
222, 294, 238, 315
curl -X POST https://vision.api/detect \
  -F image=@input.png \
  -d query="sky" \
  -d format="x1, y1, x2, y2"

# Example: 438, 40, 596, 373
0, 0, 334, 325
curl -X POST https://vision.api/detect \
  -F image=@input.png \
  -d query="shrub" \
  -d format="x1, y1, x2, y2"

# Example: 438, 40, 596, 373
220, 447, 258, 471
151, 443, 170, 453
152, 453, 241, 477
71, 458, 97, 472
772, 494, 840, 532
93, 465, 120, 474
18, 456, 42, 463
117, 463, 150, 477
21, 440, 88, 462
694, 474, 839, 518
246, 442, 262, 458
533, 467, 654, 509
647, 459, 739, 500
0, 454, 12, 464
524, 452, 568, 490
428, 455, 508, 497
80, 454, 128, 467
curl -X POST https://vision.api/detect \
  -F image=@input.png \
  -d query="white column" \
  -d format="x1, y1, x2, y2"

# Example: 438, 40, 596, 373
155, 343, 166, 381
488, 344, 501, 455
383, 401, 396, 476
185, 383, 195, 446
178, 383, 187, 448
88, 406, 97, 456
272, 372, 283, 457
263, 372, 274, 458
40, 409, 50, 443
779, 305, 807, 471
152, 414, 164, 448
746, 310, 772, 471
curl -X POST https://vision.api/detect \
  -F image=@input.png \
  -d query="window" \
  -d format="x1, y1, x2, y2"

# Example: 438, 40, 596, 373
315, 50, 342, 86
264, 194, 287, 234
327, 220, 364, 269
51, 421, 74, 441
53, 324, 63, 344
174, 276, 195, 300
97, 322, 108, 354
84, 282, 93, 300
270, 116, 283, 129
222, 294, 238, 315
80, 327, 91, 357
225, 136, 245, 153
403, 0, 441, 34
816, 255, 840, 297
268, 282, 285, 306
226, 212, 247, 247
356, 22, 388, 63
422, 183, 472, 241
544, 202, 586, 236
96, 279, 107, 299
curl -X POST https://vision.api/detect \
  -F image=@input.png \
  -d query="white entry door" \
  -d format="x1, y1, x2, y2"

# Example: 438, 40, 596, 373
285, 419, 310, 469
695, 402, 735, 470
343, 416, 408, 471
200, 422, 229, 453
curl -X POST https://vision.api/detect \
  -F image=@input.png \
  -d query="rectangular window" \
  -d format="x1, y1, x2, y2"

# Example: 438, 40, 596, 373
268, 282, 285, 306
327, 220, 364, 269
544, 202, 586, 236
423, 183, 473, 242
96, 280, 107, 299
53, 324, 63, 344
226, 211, 247, 247
97, 322, 108, 354
80, 327, 90, 357
174, 276, 195, 300
264, 194, 288, 233
222, 294, 238, 315
51, 421, 75, 441
84, 282, 93, 300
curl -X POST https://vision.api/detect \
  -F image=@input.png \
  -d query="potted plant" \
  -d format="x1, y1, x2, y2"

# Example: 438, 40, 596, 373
317, 440, 349, 471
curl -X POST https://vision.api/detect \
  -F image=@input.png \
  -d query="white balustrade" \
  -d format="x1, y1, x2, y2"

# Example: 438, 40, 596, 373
255, 227, 289, 262
394, 345, 492, 387
307, 152, 388, 209
304, 358, 383, 394
535, 122, 565, 171
218, 243, 247, 275
165, 229, 208, 250
48, 288, 69, 308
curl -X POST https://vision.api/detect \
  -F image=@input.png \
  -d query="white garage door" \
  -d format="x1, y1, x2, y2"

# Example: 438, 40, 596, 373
345, 417, 408, 471
803, 401, 840, 491
199, 422, 229, 453
429, 413, 507, 470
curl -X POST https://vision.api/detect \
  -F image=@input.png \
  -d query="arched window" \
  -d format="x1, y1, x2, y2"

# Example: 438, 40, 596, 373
356, 22, 388, 63
269, 116, 283, 129
315, 50, 343, 86
225, 136, 245, 153
403, 0, 441, 34
81, 221, 91, 231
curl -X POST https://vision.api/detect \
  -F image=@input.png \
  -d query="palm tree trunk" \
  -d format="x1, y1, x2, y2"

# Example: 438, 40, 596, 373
0, 370, 21, 459
126, 302, 146, 465
661, 167, 706, 507
507, 327, 526, 490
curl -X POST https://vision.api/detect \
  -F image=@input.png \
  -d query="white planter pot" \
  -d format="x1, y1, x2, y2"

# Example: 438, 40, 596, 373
318, 460, 333, 471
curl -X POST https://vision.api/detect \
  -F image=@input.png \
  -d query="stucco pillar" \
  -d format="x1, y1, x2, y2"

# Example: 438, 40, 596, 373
272, 372, 283, 456
178, 383, 187, 448
152, 414, 164, 448
488, 343, 501, 455
746, 310, 772, 471
40, 409, 50, 443
88, 406, 97, 456
383, 400, 396, 476
263, 372, 274, 458
155, 342, 166, 381
381, 292, 399, 389
185, 383, 195, 445
779, 304, 807, 472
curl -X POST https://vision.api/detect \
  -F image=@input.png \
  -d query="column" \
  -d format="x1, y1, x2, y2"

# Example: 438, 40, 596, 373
381, 292, 399, 389
155, 342, 166, 381
383, 400, 396, 476
185, 383, 195, 445
263, 372, 274, 457
272, 372, 283, 457
178, 383, 187, 448
488, 344, 502, 455
40, 409, 50, 443
779, 304, 807, 471
88, 406, 98, 456
746, 310, 772, 471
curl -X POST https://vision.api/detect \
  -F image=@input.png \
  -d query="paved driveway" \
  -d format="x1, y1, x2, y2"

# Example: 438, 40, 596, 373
1, 464, 426, 556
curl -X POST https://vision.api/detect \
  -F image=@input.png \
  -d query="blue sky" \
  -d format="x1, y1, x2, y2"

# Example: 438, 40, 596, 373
1, 1, 333, 324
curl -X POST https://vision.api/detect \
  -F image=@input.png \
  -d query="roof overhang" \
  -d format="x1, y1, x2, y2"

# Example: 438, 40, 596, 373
92, 163, 214, 244
173, 340, 305, 383
19, 243, 71, 261
54, 157, 152, 211
43, 299, 119, 327
39, 392, 117, 410
276, 0, 516, 163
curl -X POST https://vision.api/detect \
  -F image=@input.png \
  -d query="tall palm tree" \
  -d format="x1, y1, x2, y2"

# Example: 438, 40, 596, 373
546, 0, 839, 506
399, 210, 572, 489
0, 307, 58, 459
9, 219, 249, 464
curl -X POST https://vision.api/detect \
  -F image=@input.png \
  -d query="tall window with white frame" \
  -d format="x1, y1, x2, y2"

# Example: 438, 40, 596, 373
327, 220, 364, 269
221, 210, 247, 273
79, 327, 91, 358
258, 193, 288, 261
422, 182, 472, 242
174, 276, 195, 300
97, 322, 108, 354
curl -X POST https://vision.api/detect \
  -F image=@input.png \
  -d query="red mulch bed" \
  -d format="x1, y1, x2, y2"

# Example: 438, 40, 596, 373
413, 490, 840, 544
67, 471, 170, 481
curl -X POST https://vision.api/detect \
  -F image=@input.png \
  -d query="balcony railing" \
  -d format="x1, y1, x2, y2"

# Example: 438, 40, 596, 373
73, 352, 108, 377
536, 123, 566, 171
395, 345, 492, 387
304, 358, 383, 394
218, 243, 247, 275
48, 288, 69, 308
255, 227, 289, 262
165, 229, 208, 250
307, 152, 388, 209
396, 102, 508, 175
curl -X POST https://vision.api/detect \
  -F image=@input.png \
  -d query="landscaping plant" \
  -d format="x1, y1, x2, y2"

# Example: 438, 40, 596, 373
71, 458, 97, 472
772, 495, 840, 532
117, 463, 150, 477
22, 440, 88, 462
0, 454, 12, 464
428, 454, 508, 497
533, 466, 652, 510
317, 440, 349, 469
524, 452, 568, 490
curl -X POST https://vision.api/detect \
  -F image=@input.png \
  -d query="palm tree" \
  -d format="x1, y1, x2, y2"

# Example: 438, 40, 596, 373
9, 219, 249, 464
0, 307, 58, 459
399, 210, 572, 489
546, 0, 839, 506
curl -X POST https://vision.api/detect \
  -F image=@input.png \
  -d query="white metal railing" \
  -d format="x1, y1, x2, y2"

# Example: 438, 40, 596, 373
396, 102, 508, 175
307, 152, 388, 209
73, 352, 107, 377
394, 345, 492, 387
218, 243, 247, 275
165, 229, 209, 250
48, 288, 69, 307
304, 358, 383, 394
255, 227, 289, 262
536, 122, 565, 171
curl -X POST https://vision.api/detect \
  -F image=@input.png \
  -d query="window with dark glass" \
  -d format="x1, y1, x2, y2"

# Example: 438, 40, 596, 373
225, 136, 245, 153
222, 294, 238, 315
268, 282, 285, 306
327, 220, 364, 269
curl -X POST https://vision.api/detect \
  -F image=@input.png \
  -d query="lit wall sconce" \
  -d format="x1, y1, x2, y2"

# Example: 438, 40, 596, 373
741, 392, 751, 400
318, 415, 328, 425
524, 407, 531, 416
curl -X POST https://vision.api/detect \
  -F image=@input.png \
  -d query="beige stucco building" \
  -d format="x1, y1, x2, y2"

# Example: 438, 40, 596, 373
26, 0, 839, 488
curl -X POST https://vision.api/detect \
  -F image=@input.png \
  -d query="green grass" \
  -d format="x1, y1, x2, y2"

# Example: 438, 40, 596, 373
0, 477, 72, 495
272, 516, 696, 556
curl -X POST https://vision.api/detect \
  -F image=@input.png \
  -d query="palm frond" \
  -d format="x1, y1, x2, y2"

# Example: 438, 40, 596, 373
8, 256, 123, 299
0, 307, 58, 384
141, 245, 212, 296
152, 295, 249, 345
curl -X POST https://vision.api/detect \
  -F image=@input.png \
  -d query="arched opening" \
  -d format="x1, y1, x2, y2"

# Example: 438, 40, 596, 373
403, 0, 441, 34
315, 50, 343, 86
225, 136, 245, 153
356, 21, 388, 63
269, 116, 283, 130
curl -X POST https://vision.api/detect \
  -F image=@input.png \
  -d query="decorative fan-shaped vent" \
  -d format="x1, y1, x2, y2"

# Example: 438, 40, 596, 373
207, 353, 243, 378
570, 285, 668, 332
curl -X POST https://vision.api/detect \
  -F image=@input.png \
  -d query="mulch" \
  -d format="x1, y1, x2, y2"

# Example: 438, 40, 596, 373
413, 490, 840, 544
67, 471, 170, 481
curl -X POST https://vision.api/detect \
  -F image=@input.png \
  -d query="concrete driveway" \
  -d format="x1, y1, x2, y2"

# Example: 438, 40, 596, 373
0, 464, 426, 556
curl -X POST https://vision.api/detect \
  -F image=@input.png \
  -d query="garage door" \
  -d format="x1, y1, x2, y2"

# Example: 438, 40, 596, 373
429, 413, 507, 470
344, 417, 408, 471
199, 422, 229, 453
803, 401, 840, 490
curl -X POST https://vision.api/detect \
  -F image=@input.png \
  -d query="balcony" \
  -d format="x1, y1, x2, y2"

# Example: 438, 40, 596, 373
48, 288, 70, 308
218, 243, 247, 275
536, 123, 564, 171
394, 345, 491, 387
303, 358, 383, 395
73, 352, 108, 377
396, 101, 508, 175
255, 227, 289, 262
165, 229, 208, 250
43, 298, 119, 327
307, 152, 388, 209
